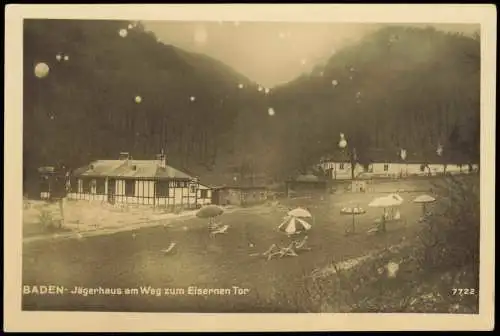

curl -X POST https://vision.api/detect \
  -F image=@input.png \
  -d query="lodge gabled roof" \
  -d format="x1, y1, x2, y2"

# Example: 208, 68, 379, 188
72, 160, 194, 180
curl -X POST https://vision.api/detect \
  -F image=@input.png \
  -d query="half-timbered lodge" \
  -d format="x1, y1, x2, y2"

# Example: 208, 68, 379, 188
68, 152, 210, 209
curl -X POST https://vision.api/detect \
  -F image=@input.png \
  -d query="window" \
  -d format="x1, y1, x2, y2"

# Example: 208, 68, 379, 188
384, 164, 389, 172
190, 184, 197, 194
82, 178, 91, 193
96, 179, 106, 195
69, 177, 78, 192
420, 164, 426, 172
156, 181, 169, 197
339, 163, 345, 170
90, 179, 97, 194
125, 180, 135, 196
173, 181, 186, 188
200, 189, 208, 198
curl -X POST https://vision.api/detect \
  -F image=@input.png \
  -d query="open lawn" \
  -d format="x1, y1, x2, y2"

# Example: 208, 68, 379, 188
23, 185, 429, 312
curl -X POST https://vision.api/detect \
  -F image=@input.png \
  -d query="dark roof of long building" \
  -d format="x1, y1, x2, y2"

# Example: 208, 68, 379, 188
193, 171, 269, 189
290, 173, 328, 183
72, 160, 194, 180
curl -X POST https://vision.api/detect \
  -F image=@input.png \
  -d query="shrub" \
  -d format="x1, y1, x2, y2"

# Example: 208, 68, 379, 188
417, 175, 480, 272
38, 209, 57, 230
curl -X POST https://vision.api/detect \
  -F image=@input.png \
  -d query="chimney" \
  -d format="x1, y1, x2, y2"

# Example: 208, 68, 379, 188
156, 149, 166, 169
119, 152, 130, 161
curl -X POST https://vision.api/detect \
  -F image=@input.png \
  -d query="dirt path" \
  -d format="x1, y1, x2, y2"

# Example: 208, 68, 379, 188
22, 205, 271, 245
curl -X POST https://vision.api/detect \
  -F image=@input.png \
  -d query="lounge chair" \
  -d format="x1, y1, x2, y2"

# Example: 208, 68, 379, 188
294, 236, 311, 251
208, 220, 220, 231
371, 218, 387, 233
277, 242, 298, 258
209, 224, 229, 237
161, 242, 177, 255
252, 242, 299, 260
249, 243, 280, 260
262, 243, 280, 260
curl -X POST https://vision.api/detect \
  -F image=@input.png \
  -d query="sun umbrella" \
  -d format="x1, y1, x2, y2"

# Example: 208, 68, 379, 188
368, 194, 403, 208
386, 193, 404, 205
413, 194, 436, 203
340, 206, 366, 215
340, 205, 366, 234
368, 194, 403, 232
288, 207, 312, 218
196, 205, 224, 227
278, 216, 312, 235
413, 194, 436, 217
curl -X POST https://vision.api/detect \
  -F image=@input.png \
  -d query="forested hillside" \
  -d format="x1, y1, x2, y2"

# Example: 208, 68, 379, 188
268, 26, 480, 176
23, 21, 480, 189
23, 19, 267, 181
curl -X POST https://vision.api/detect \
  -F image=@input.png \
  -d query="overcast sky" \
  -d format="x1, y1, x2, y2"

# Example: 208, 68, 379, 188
143, 21, 479, 88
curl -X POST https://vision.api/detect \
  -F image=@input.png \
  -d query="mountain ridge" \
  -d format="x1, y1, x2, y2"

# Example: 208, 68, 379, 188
23, 20, 480, 193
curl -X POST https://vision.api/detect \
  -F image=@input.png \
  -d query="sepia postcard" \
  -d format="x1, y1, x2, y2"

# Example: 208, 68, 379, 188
4, 4, 496, 332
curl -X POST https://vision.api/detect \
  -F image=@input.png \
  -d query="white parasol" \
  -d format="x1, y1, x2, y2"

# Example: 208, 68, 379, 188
413, 194, 436, 203
386, 193, 404, 205
278, 216, 312, 235
368, 194, 404, 232
368, 194, 403, 208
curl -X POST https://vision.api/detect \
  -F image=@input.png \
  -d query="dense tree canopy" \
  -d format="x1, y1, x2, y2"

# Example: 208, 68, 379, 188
268, 26, 480, 177
23, 21, 480, 190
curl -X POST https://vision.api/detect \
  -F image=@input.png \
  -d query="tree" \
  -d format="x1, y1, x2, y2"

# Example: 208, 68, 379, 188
23, 19, 258, 182
443, 124, 463, 173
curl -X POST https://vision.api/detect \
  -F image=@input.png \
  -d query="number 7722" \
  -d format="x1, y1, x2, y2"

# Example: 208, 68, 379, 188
451, 288, 477, 296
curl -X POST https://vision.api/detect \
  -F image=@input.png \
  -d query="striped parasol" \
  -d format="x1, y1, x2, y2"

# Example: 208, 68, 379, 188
278, 216, 312, 235
287, 207, 312, 218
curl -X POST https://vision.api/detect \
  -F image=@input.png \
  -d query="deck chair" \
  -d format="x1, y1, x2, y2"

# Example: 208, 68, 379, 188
208, 219, 220, 231
294, 236, 311, 251
209, 224, 229, 238
370, 218, 386, 233
278, 242, 299, 258
262, 243, 281, 260
249, 243, 280, 260
161, 242, 177, 255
